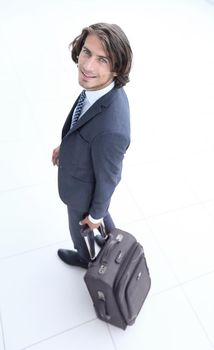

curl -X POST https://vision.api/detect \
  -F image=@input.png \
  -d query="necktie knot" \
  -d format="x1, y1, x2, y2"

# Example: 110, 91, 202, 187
71, 90, 86, 128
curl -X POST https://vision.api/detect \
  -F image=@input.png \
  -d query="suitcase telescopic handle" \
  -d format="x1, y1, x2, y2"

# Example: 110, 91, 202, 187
80, 222, 108, 260
80, 225, 96, 260
98, 222, 108, 239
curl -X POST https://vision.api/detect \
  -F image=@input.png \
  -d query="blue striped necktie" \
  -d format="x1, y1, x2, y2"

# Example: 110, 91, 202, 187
71, 90, 86, 128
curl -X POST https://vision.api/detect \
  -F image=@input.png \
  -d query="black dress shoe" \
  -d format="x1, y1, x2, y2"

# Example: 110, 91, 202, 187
57, 249, 89, 269
95, 235, 106, 247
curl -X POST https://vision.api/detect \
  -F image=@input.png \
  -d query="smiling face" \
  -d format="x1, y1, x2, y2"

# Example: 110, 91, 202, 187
77, 33, 117, 91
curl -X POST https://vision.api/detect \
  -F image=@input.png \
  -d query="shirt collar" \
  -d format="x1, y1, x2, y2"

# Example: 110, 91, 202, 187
85, 81, 115, 106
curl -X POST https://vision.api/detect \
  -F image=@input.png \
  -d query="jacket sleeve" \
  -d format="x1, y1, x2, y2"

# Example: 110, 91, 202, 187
89, 132, 130, 219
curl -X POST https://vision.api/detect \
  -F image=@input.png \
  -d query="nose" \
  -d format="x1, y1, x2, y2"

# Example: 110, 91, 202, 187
83, 56, 96, 72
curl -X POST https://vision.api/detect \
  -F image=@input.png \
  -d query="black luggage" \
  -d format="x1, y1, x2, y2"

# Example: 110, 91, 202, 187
82, 226, 151, 330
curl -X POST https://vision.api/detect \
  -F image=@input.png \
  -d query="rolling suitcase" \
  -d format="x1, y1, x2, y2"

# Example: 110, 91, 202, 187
82, 225, 151, 330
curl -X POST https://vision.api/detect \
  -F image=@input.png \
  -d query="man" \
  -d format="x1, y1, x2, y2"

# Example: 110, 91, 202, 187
52, 22, 132, 268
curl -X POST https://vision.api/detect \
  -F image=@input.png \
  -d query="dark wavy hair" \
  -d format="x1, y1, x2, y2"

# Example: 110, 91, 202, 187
69, 23, 133, 88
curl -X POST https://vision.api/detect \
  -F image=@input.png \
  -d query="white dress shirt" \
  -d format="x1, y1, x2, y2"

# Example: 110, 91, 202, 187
79, 81, 114, 119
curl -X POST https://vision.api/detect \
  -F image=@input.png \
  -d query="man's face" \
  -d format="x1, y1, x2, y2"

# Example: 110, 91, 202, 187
77, 33, 117, 91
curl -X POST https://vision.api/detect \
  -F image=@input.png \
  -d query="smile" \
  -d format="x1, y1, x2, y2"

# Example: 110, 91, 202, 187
81, 70, 96, 79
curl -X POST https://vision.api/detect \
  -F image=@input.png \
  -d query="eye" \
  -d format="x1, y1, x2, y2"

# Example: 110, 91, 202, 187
82, 47, 90, 55
99, 57, 108, 64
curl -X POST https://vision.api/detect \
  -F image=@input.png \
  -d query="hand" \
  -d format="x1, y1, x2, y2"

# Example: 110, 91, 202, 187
80, 216, 101, 230
52, 146, 60, 166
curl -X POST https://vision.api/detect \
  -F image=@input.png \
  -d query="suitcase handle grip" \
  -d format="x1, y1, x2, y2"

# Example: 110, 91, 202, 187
98, 299, 111, 321
101, 235, 121, 265
97, 291, 111, 321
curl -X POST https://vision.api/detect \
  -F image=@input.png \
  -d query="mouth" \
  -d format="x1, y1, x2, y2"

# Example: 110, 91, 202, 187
81, 70, 96, 79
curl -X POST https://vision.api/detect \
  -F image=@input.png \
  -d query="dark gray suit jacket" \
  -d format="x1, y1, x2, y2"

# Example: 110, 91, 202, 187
58, 87, 130, 219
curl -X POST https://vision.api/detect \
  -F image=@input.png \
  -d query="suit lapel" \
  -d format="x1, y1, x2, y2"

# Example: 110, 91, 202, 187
69, 102, 104, 134
63, 87, 117, 137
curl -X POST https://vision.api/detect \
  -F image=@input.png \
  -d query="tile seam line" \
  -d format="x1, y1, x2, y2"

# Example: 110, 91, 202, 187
180, 285, 214, 349
0, 312, 6, 350
145, 216, 214, 297
0, 240, 71, 262
18, 317, 97, 350
0, 183, 52, 195
148, 268, 214, 298
125, 182, 214, 219
107, 323, 117, 350
143, 199, 214, 220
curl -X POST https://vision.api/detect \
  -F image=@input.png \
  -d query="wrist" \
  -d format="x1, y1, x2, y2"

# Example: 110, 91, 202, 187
88, 214, 103, 224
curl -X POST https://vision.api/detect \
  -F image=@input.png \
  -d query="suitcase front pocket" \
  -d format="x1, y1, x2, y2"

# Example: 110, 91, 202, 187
125, 254, 151, 324
115, 244, 151, 326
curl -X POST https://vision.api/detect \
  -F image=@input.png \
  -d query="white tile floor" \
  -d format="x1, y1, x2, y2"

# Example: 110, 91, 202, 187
1, 0, 214, 349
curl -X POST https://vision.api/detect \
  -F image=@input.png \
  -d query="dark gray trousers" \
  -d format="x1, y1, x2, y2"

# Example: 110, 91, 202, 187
67, 205, 115, 262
